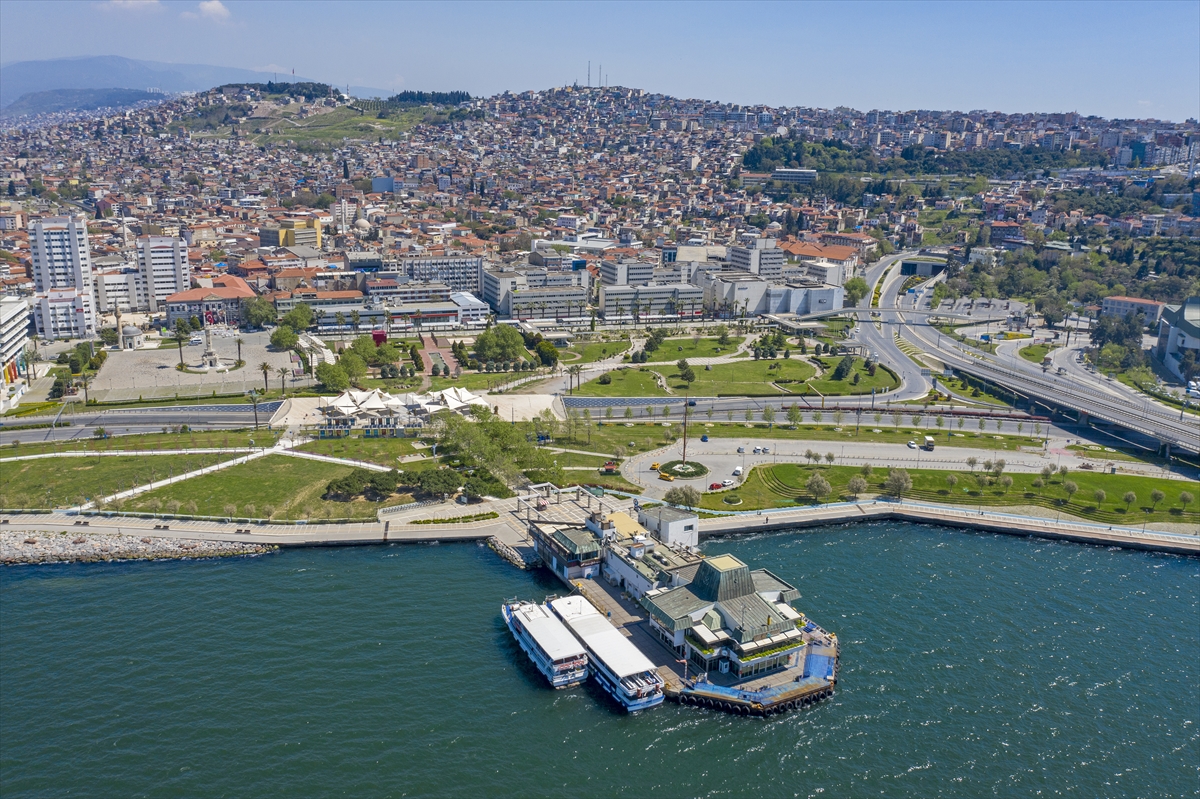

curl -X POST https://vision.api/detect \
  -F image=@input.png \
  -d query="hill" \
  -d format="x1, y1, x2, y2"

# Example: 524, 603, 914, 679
0, 87, 163, 117
0, 56, 390, 109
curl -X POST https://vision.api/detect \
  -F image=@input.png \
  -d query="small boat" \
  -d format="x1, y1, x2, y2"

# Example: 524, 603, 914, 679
502, 599, 588, 689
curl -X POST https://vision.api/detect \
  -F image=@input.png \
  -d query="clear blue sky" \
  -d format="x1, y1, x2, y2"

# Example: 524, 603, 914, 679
2, 0, 1197, 121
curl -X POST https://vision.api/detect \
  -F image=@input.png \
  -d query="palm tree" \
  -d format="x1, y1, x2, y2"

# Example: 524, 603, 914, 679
314, 308, 326, 330
568, 364, 583, 393
350, 309, 361, 334
259, 361, 272, 394
235, 337, 244, 365
335, 311, 346, 333
277, 366, 289, 394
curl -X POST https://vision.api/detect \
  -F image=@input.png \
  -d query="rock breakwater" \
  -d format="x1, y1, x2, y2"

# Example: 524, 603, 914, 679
2, 530, 277, 565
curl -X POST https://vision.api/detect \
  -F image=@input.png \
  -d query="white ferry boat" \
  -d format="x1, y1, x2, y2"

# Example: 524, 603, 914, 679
502, 600, 588, 689
549, 596, 665, 712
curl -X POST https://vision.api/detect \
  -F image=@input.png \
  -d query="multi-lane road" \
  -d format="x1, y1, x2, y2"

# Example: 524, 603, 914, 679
0, 403, 275, 446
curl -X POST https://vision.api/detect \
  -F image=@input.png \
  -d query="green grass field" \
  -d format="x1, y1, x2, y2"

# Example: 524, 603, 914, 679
651, 337, 742, 360
126, 454, 414, 520
700, 462, 1197, 526
294, 436, 441, 470
0, 454, 234, 509
805, 358, 900, 395
1, 428, 280, 457
187, 106, 426, 146
564, 339, 630, 364
575, 368, 667, 397
1019, 343, 1057, 363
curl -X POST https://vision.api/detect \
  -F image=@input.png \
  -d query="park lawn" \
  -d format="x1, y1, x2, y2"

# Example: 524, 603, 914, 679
698, 462, 1197, 526
565, 339, 631, 364
653, 336, 741, 360
295, 436, 445, 470
575, 367, 668, 397
804, 358, 900, 395
664, 359, 817, 397
937, 374, 1012, 406
548, 451, 615, 468
125, 454, 414, 521
2, 428, 280, 457
1019, 343, 1056, 363
0, 454, 234, 509
680, 421, 1044, 451
571, 471, 643, 494
551, 420, 683, 457
427, 370, 530, 393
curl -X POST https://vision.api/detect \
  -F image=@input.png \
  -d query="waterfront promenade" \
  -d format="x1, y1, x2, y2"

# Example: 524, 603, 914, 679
2, 491, 1196, 561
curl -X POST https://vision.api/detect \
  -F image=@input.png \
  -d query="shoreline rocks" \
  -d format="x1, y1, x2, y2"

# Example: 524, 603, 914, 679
1, 530, 277, 565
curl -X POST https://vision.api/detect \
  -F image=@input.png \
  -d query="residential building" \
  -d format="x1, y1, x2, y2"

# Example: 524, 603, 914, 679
1, 295, 31, 400
258, 218, 322, 249
599, 259, 655, 286
136, 236, 191, 312
729, 238, 785, 281
395, 254, 484, 294
1100, 295, 1164, 325
30, 216, 95, 339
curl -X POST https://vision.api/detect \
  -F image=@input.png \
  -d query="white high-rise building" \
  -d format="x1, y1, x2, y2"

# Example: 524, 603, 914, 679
729, 238, 784, 281
136, 236, 191, 312
31, 216, 96, 339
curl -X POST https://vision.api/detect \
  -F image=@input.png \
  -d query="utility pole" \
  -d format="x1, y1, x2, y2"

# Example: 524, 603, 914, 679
681, 394, 689, 464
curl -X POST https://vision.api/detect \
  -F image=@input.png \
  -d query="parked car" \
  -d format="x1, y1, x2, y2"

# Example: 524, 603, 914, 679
722, 479, 735, 487
762, 447, 770, 454
700, 434, 709, 442
737, 446, 745, 454
753, 446, 762, 454
732, 466, 744, 476
709, 483, 723, 491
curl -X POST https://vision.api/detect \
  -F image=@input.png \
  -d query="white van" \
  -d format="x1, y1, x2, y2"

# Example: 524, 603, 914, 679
732, 466, 744, 477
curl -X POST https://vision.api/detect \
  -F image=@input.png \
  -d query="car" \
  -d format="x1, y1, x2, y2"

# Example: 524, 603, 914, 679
710, 483, 723, 491
732, 466, 744, 476
752, 446, 762, 454
687, 400, 697, 407
700, 434, 709, 442
736, 446, 745, 454
722, 479, 735, 487
650, 462, 661, 471
762, 447, 770, 455
658, 473, 675, 482
907, 441, 917, 449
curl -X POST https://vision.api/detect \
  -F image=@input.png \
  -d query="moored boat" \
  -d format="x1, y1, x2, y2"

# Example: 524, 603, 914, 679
549, 596, 665, 712
502, 599, 588, 689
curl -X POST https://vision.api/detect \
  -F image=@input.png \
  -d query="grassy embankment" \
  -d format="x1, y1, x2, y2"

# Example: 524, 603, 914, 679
0, 454, 238, 509
125, 454, 415, 521
2, 429, 280, 457
703, 462, 1197, 526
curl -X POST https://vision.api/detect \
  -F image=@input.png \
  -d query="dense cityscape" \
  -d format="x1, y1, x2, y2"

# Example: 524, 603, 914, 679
0, 3, 1197, 794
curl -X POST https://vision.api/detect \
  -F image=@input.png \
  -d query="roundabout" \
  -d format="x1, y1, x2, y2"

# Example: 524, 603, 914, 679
658, 460, 709, 479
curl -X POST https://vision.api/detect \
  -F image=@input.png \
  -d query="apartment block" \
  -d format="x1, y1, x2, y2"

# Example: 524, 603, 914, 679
30, 216, 96, 339
728, 238, 784, 281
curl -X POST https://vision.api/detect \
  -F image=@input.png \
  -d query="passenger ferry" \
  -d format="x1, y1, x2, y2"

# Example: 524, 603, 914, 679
502, 600, 588, 689
549, 596, 665, 712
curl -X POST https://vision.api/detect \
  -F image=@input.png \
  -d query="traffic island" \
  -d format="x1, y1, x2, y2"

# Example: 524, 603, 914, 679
659, 460, 709, 479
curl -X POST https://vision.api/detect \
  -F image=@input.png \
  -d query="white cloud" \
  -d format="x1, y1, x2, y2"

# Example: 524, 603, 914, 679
183, 0, 230, 21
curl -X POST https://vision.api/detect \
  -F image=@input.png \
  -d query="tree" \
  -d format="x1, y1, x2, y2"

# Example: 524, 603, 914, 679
999, 475, 1013, 493
832, 355, 856, 380
825, 452, 835, 465
474, 325, 525, 362
277, 366, 289, 394
1150, 489, 1165, 511
805, 472, 831, 503
1123, 491, 1137, 511
534, 340, 559, 367
663, 486, 701, 509
259, 361, 272, 393
762, 405, 776, 425
787, 403, 802, 428
847, 475, 868, 499
713, 324, 730, 346
1180, 491, 1194, 513
1093, 489, 1106, 507
966, 457, 978, 473
234, 337, 244, 365
860, 463, 873, 478
418, 468, 460, 498
270, 325, 298, 350
315, 362, 349, 391
339, 352, 368, 384
1063, 480, 1079, 504
842, 276, 869, 306
244, 297, 276, 328
883, 468, 912, 497
946, 474, 959, 491
350, 310, 361, 333
280, 303, 314, 331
